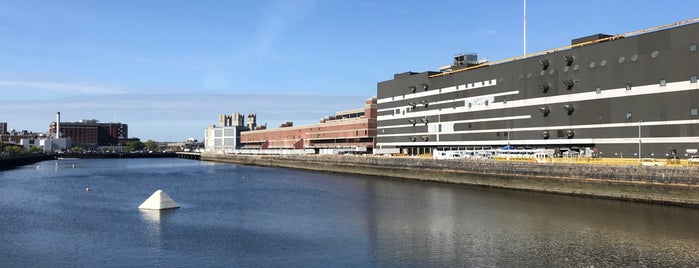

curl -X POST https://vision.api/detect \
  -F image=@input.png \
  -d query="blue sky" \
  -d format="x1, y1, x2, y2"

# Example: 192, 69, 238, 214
2, 0, 699, 141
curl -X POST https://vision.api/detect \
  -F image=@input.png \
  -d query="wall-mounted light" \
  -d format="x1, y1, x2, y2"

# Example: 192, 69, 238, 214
563, 104, 575, 115
540, 83, 550, 93
541, 131, 550, 139
563, 55, 575, 66
562, 79, 575, 90
565, 130, 575, 138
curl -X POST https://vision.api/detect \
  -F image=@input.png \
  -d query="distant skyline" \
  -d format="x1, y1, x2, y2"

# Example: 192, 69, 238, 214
2, 0, 699, 141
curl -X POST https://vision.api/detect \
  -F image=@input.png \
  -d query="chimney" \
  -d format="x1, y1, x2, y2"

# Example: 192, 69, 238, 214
56, 112, 61, 139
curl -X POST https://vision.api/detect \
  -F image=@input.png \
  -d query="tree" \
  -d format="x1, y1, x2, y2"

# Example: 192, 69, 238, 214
71, 146, 85, 153
144, 140, 159, 152
28, 146, 44, 154
5, 145, 21, 154
125, 140, 144, 152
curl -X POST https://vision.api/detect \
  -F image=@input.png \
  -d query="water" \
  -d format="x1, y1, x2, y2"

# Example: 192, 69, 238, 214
1, 158, 697, 267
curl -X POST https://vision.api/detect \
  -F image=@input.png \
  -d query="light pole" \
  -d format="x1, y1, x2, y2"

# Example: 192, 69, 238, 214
638, 120, 642, 161
507, 128, 511, 148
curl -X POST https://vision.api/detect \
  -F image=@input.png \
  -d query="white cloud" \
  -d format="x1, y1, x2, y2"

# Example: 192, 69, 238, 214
0, 80, 124, 94
249, 0, 315, 56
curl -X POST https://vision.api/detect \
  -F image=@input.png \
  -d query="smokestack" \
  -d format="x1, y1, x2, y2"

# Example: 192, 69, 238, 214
56, 112, 61, 139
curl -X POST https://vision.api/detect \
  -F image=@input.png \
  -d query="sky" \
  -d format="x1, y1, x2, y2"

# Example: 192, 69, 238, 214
2, 0, 699, 141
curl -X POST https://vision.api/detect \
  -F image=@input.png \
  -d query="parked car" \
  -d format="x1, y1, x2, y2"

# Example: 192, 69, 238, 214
688, 155, 699, 164
641, 158, 666, 166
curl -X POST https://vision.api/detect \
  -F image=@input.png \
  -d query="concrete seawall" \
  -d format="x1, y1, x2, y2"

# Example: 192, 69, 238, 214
201, 154, 699, 208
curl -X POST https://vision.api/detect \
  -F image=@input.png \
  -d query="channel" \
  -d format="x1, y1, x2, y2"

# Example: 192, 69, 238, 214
1, 158, 697, 266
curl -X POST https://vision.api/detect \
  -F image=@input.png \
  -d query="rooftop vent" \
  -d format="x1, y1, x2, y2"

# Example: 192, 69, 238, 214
571, 34, 615, 46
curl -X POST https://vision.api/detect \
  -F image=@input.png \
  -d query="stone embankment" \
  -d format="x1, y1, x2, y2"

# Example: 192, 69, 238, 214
201, 154, 699, 208
0, 154, 55, 171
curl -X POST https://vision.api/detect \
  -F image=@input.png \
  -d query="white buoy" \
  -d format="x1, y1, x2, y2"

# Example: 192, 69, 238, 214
138, 190, 180, 210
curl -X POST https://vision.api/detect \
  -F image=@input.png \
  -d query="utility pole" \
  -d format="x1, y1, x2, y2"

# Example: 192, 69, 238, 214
523, 0, 527, 58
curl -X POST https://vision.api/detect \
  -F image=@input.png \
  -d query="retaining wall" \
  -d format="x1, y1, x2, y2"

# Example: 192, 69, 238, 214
201, 154, 699, 207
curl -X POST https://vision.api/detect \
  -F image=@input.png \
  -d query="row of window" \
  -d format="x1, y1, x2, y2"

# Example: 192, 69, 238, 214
625, 108, 699, 120
593, 75, 697, 94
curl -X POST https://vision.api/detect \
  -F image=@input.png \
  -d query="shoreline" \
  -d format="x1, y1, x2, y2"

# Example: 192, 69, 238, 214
0, 152, 177, 170
198, 153, 699, 208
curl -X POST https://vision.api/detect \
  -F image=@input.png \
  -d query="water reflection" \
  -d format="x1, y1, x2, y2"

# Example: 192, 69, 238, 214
140, 209, 176, 250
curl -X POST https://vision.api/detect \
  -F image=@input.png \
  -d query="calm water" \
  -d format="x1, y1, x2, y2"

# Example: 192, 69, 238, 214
1, 158, 697, 267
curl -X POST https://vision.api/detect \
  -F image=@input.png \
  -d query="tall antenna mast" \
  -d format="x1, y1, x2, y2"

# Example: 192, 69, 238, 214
523, 0, 527, 58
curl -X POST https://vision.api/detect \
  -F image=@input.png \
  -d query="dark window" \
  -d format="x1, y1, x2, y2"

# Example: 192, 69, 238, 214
625, 83, 632, 91
438, 124, 442, 132
496, 132, 501, 137
557, 130, 565, 137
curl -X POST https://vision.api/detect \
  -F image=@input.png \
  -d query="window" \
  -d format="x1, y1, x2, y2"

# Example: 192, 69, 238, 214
625, 83, 632, 91
691, 75, 697, 83
692, 108, 698, 116
596, 87, 602, 94
691, 44, 697, 52
651, 51, 659, 58
496, 132, 501, 137
438, 124, 442, 132
626, 112, 632, 120
659, 79, 667, 86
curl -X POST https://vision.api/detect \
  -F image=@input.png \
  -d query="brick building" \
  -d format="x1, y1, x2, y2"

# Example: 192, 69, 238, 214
49, 120, 127, 148
240, 97, 377, 154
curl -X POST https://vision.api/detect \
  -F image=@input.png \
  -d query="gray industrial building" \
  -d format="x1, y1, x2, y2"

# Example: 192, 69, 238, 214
375, 19, 699, 158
